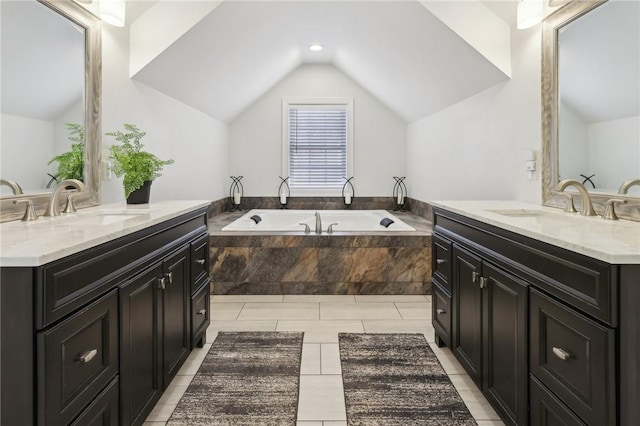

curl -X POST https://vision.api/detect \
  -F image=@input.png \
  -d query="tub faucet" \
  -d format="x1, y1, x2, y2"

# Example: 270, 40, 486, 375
1, 179, 23, 195
618, 179, 640, 194
555, 179, 596, 216
315, 211, 322, 234
45, 179, 86, 217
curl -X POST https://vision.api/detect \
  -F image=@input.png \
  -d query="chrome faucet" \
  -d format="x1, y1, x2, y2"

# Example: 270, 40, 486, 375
555, 179, 596, 216
45, 179, 86, 217
618, 179, 640, 194
315, 211, 322, 234
1, 179, 24, 195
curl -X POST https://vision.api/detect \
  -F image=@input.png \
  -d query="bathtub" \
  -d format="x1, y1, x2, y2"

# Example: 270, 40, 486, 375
221, 209, 416, 232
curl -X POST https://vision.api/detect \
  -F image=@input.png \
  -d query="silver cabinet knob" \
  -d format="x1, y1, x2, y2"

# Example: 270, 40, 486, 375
78, 349, 98, 363
195, 259, 206, 265
436, 259, 446, 265
197, 309, 207, 316
552, 347, 571, 361
436, 309, 446, 315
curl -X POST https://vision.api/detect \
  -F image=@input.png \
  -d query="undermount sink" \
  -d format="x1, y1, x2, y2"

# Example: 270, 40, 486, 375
487, 209, 545, 218
71, 211, 150, 226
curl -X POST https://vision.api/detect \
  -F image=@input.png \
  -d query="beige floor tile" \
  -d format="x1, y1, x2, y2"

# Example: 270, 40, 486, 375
176, 344, 211, 376
449, 375, 502, 420
355, 295, 429, 303
296, 422, 323, 426
427, 343, 469, 375
320, 344, 342, 375
323, 422, 348, 426
301, 344, 321, 375
476, 420, 506, 425
156, 383, 189, 406
212, 295, 284, 303
238, 302, 319, 320
297, 375, 347, 421
144, 403, 176, 422
284, 295, 356, 303
210, 302, 244, 320
464, 399, 502, 421
320, 302, 401, 320
208, 320, 278, 332
277, 320, 364, 343
362, 319, 433, 336
394, 302, 431, 320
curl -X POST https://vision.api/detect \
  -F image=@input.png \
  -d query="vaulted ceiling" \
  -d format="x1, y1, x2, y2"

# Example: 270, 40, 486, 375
132, 0, 513, 124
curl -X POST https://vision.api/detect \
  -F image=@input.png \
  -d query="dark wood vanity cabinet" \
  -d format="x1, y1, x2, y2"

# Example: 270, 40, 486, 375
432, 207, 640, 426
0, 207, 210, 426
449, 243, 528, 425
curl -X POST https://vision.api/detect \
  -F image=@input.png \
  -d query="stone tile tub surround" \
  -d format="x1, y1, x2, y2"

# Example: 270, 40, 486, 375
209, 210, 432, 295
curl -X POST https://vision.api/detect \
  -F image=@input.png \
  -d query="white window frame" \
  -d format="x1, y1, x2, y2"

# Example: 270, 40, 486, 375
282, 97, 354, 196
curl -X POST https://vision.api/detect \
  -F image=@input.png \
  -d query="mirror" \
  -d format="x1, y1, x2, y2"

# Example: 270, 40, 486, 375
542, 0, 640, 220
0, 0, 101, 222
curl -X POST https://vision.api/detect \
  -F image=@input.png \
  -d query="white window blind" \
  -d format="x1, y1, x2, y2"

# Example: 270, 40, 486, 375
288, 105, 348, 189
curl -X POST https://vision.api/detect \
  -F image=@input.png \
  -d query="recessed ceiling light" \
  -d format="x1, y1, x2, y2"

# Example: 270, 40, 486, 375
308, 44, 323, 52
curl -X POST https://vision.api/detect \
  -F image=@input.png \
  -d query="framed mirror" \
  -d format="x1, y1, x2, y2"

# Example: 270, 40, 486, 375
0, 0, 101, 222
542, 0, 640, 220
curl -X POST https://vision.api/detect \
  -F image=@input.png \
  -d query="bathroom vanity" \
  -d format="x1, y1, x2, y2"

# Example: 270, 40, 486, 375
0, 201, 211, 426
431, 201, 639, 426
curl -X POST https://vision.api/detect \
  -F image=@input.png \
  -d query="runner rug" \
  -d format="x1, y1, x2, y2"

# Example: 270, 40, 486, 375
168, 331, 304, 425
339, 333, 477, 425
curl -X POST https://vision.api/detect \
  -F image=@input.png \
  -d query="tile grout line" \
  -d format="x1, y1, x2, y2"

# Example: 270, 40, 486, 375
234, 302, 246, 320
392, 302, 404, 320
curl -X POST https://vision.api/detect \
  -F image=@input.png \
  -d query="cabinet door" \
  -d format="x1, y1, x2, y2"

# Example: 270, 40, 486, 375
482, 263, 528, 426
452, 245, 483, 386
162, 246, 191, 388
120, 264, 163, 426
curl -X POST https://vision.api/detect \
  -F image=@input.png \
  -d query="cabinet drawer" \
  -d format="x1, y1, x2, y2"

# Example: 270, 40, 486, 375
37, 290, 119, 426
530, 375, 586, 426
530, 290, 615, 426
191, 233, 210, 293
70, 376, 119, 426
191, 279, 211, 348
432, 234, 452, 292
432, 280, 451, 347
39, 213, 207, 328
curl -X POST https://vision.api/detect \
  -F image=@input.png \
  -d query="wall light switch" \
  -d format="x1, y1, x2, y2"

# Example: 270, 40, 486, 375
103, 161, 113, 180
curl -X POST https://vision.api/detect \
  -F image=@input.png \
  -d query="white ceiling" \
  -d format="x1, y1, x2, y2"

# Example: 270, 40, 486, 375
559, 0, 640, 123
133, 1, 510, 123
1, 1, 85, 120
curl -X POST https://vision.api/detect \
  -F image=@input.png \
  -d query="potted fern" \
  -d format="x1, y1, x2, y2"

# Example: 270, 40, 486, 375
106, 124, 174, 204
48, 123, 85, 183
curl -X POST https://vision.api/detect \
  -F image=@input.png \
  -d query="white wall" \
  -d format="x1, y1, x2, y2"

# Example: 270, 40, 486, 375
100, 24, 229, 204
588, 116, 640, 192
406, 26, 542, 203
0, 114, 55, 193
228, 64, 406, 196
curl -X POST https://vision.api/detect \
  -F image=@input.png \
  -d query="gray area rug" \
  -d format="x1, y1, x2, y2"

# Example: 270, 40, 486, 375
339, 333, 477, 425
168, 331, 304, 425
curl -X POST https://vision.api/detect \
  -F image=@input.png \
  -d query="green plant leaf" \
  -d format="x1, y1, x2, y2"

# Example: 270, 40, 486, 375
47, 123, 85, 181
106, 124, 174, 198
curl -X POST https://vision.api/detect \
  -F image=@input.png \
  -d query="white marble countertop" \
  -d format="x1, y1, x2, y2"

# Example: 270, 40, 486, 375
431, 200, 640, 264
0, 200, 211, 267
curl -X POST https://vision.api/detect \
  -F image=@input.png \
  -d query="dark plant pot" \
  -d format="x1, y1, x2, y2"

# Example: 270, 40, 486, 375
126, 180, 152, 204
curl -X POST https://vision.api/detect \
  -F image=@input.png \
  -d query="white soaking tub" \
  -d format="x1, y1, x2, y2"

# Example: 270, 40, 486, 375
221, 209, 416, 232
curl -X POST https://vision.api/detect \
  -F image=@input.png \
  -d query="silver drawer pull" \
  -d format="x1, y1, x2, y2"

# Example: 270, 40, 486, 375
167, 271, 173, 284
78, 349, 98, 363
436, 259, 446, 265
159, 276, 166, 290
471, 271, 480, 283
197, 309, 207, 316
436, 309, 446, 315
552, 347, 571, 361
195, 259, 206, 265
479, 277, 488, 289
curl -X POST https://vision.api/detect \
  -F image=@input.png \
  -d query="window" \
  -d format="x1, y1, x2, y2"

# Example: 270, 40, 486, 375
282, 98, 353, 193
